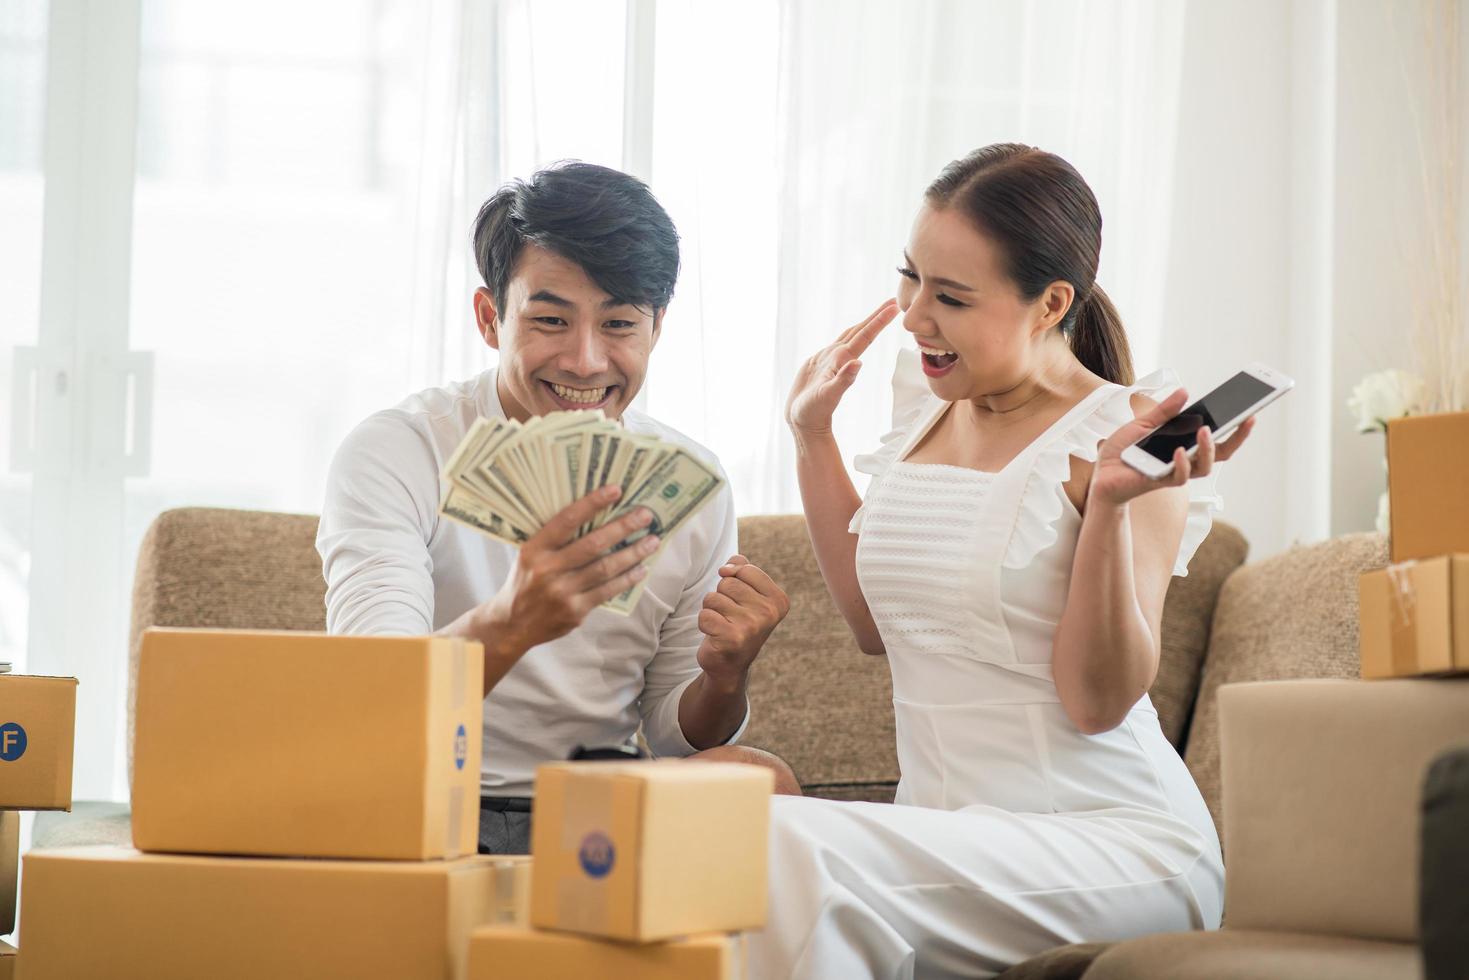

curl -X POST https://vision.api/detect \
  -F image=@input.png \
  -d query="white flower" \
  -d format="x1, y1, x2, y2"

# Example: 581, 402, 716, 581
1347, 369, 1428, 433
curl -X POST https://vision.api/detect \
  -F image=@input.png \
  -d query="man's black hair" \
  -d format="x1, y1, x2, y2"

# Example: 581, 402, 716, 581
472, 161, 681, 315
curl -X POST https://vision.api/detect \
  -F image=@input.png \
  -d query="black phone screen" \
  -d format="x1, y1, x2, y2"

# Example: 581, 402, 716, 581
1135, 372, 1275, 463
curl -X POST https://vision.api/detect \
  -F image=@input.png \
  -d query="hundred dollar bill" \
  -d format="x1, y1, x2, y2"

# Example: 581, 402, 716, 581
600, 447, 725, 615
440, 485, 531, 545
593, 433, 661, 530
545, 412, 605, 515
450, 421, 540, 532
438, 409, 722, 614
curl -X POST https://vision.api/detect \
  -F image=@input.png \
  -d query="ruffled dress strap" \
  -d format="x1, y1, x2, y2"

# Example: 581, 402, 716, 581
1003, 369, 1222, 578
849, 349, 939, 534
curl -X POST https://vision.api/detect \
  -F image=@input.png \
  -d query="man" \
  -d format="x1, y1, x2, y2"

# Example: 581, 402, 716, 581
317, 162, 796, 854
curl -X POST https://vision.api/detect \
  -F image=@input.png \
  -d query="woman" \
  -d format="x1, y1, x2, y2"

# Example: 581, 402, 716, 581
754, 144, 1252, 978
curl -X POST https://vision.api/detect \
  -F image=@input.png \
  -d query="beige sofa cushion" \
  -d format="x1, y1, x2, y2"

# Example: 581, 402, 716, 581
1184, 532, 1388, 830
1220, 678, 1469, 942
126, 509, 1243, 806
738, 515, 900, 800
128, 507, 325, 772
1154, 522, 1248, 748
1083, 930, 1420, 980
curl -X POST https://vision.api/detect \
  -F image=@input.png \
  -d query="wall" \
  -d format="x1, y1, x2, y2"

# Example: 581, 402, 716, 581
1158, 0, 1300, 560
1331, 0, 1469, 537
1161, 0, 1465, 562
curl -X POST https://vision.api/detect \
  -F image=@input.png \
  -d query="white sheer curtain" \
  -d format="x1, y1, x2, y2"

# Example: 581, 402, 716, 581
405, 0, 630, 389
403, 0, 1186, 515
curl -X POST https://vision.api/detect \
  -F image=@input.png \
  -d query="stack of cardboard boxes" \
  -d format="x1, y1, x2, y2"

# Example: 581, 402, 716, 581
13, 628, 775, 978
1359, 411, 1469, 678
0, 665, 79, 980
16, 629, 507, 979
469, 759, 773, 979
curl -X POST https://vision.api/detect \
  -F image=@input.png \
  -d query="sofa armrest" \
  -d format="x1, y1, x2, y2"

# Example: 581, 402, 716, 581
1423, 741, 1469, 980
1219, 678, 1469, 942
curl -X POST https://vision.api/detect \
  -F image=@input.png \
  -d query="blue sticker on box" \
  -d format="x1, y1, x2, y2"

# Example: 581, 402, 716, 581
579, 832, 615, 878
0, 722, 26, 762
454, 723, 467, 771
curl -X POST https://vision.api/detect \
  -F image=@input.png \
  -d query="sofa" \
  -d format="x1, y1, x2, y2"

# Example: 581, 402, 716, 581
44, 507, 1468, 976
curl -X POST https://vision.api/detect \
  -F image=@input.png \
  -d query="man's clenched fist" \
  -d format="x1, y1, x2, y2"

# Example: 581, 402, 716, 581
696, 555, 790, 681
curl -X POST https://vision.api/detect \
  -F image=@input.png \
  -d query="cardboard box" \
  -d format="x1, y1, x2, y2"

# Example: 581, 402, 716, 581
1, 811, 16, 935
530, 760, 771, 941
17, 846, 498, 979
0, 939, 14, 980
1386, 411, 1469, 563
0, 675, 77, 811
469, 927, 744, 979
1360, 556, 1469, 678
132, 629, 482, 860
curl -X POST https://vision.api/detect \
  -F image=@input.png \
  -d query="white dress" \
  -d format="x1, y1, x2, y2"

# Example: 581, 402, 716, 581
749, 354, 1226, 980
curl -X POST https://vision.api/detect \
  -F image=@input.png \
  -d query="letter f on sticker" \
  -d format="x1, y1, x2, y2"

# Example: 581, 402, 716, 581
2, 730, 16, 754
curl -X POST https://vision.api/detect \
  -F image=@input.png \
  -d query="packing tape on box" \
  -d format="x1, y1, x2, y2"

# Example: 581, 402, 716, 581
1386, 562, 1420, 675
491, 858, 530, 926
447, 639, 468, 859
447, 785, 465, 859
557, 774, 616, 933
452, 639, 467, 709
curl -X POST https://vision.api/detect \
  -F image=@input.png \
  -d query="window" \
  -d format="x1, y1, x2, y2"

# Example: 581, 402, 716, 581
0, 0, 49, 674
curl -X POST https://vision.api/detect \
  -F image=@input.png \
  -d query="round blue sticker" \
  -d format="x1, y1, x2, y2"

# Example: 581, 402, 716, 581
578, 832, 616, 878
0, 722, 26, 762
454, 723, 467, 771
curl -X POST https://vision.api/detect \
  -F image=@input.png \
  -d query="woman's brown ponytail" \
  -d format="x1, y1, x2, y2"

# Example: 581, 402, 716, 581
926, 144, 1134, 385
1069, 285, 1133, 385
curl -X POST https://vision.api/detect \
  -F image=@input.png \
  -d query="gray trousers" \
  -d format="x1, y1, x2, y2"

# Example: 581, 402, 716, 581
478, 798, 533, 855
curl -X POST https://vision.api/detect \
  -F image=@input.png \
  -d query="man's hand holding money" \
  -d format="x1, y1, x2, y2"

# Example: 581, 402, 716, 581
473, 485, 658, 677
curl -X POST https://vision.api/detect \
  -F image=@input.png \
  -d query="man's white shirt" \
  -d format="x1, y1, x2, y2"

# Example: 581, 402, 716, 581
317, 369, 747, 797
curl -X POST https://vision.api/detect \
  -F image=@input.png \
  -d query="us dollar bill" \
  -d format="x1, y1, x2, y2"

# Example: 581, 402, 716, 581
437, 410, 724, 614
600, 448, 724, 615
439, 485, 531, 545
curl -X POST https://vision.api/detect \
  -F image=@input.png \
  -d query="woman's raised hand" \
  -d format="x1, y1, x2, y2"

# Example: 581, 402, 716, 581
786, 299, 899, 435
1088, 387, 1256, 508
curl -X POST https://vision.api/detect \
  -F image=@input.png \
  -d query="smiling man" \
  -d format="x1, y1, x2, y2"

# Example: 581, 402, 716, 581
317, 162, 796, 854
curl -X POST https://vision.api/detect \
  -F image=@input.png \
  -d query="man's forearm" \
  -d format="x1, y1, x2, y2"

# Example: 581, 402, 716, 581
435, 603, 526, 697
676, 669, 749, 750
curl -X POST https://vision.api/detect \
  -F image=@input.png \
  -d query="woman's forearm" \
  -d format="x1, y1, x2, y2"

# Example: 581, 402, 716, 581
1052, 501, 1159, 733
792, 427, 886, 655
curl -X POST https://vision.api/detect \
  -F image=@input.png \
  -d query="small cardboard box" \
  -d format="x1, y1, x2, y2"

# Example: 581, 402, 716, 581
487, 855, 532, 927
132, 629, 482, 860
1386, 412, 1469, 563
0, 675, 77, 811
468, 927, 745, 980
530, 760, 771, 941
0, 939, 15, 980
1, 811, 17, 935
17, 846, 498, 979
1360, 556, 1469, 678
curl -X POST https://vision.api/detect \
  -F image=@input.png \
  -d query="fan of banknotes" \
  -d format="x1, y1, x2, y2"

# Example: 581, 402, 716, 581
439, 410, 724, 615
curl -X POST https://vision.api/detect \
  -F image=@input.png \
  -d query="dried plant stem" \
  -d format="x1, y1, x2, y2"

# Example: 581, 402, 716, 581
1396, 0, 1467, 412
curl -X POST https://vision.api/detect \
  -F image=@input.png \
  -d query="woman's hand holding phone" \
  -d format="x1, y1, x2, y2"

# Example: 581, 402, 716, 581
1089, 388, 1257, 508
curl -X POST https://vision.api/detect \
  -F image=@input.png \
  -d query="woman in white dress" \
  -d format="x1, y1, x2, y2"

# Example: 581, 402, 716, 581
754, 144, 1256, 978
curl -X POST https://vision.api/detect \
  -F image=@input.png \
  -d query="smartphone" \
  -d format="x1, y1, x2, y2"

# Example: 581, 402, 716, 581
1121, 363, 1294, 478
